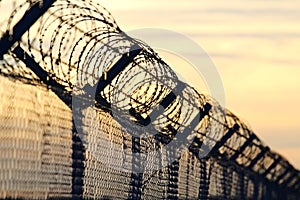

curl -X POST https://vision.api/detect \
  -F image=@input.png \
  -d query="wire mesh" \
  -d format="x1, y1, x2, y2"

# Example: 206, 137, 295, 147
0, 0, 300, 199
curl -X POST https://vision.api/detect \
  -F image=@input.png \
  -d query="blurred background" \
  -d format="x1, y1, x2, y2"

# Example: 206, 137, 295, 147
102, 0, 300, 169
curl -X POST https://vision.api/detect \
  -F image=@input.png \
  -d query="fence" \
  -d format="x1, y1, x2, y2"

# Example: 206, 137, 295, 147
0, 0, 299, 199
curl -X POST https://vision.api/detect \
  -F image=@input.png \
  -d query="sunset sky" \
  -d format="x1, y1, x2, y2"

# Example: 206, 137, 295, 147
0, 0, 299, 169
101, 0, 300, 168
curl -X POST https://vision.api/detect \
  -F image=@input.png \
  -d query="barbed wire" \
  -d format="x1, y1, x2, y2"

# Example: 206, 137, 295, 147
0, 0, 299, 196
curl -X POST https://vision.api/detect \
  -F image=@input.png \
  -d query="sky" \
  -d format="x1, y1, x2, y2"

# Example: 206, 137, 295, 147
0, 0, 299, 169
101, 0, 300, 169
